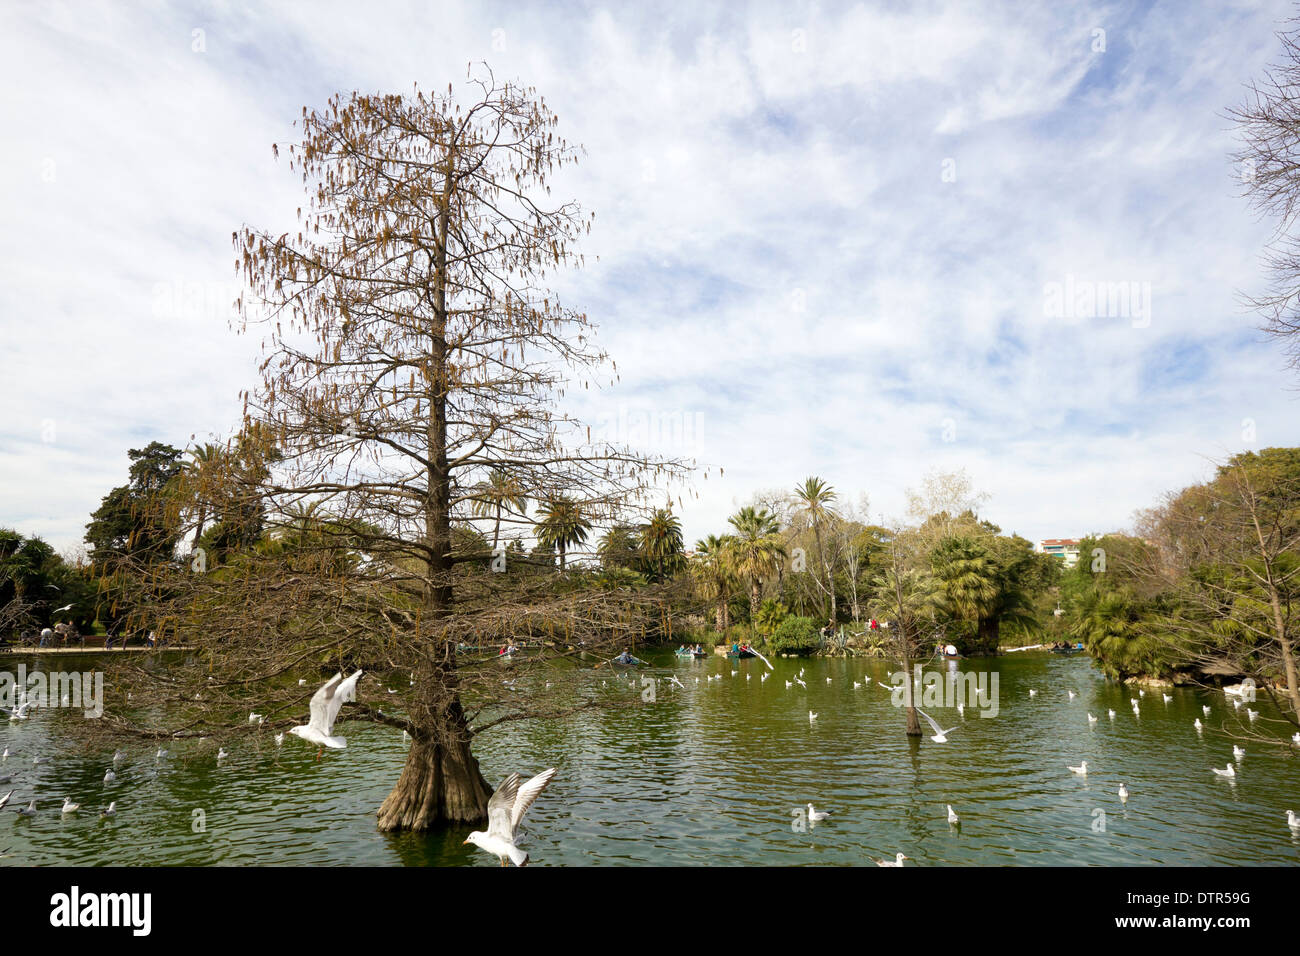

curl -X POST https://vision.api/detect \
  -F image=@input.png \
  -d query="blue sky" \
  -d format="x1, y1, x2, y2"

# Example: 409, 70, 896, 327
2, 0, 1298, 556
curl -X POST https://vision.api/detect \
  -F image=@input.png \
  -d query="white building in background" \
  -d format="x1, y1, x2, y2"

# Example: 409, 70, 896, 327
1037, 538, 1081, 569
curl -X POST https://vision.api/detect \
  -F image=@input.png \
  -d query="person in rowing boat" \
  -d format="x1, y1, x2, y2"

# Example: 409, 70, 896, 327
614, 649, 636, 665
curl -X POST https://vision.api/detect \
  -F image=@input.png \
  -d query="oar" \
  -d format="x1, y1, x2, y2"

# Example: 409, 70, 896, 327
747, 647, 775, 671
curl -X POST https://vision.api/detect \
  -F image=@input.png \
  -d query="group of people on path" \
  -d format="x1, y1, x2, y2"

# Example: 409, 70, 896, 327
36, 621, 80, 647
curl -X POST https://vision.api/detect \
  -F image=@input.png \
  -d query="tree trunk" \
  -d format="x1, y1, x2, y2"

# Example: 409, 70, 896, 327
975, 616, 1000, 656
715, 599, 725, 632
376, 700, 492, 831
903, 660, 922, 736
378, 154, 491, 832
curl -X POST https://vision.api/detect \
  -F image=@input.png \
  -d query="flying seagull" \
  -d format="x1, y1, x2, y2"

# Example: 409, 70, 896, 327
915, 707, 958, 743
289, 671, 364, 754
464, 768, 558, 867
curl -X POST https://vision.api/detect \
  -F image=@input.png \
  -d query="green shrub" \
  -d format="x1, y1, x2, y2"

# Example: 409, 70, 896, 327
767, 615, 821, 655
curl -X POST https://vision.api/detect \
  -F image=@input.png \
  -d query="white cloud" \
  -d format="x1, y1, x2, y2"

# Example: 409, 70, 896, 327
1, 0, 1297, 557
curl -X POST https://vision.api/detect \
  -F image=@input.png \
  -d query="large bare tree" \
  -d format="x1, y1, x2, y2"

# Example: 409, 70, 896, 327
101, 71, 691, 832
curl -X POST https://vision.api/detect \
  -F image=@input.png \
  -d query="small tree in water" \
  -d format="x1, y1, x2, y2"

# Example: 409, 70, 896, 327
103, 70, 691, 832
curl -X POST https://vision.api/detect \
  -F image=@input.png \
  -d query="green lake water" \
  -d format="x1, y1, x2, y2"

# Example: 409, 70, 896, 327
2, 650, 1298, 866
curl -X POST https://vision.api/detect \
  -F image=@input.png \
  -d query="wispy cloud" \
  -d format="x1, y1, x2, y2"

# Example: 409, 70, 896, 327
1, 0, 1296, 553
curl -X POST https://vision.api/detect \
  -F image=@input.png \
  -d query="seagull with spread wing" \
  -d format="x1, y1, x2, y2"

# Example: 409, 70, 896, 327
288, 671, 363, 757
915, 706, 959, 743
464, 768, 558, 867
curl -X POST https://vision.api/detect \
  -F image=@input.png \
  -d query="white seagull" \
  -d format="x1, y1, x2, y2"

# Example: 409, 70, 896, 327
463, 768, 558, 867
1194, 719, 1203, 731
1118, 783, 1129, 802
100, 801, 116, 817
1212, 764, 1236, 777
0, 790, 12, 810
1108, 709, 1116, 719
808, 803, 830, 822
1287, 810, 1300, 831
61, 798, 79, 814
916, 707, 958, 743
1029, 689, 1037, 697
1233, 745, 1245, 761
947, 805, 959, 825
1068, 690, 1076, 700
874, 852, 908, 867
809, 711, 818, 723
1087, 713, 1098, 725
289, 671, 364, 753
1068, 761, 1088, 775
103, 770, 115, 783
1203, 705, 1211, 716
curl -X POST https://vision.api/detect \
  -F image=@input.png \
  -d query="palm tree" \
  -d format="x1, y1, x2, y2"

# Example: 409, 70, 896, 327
639, 507, 684, 582
470, 468, 528, 552
930, 536, 998, 648
183, 442, 224, 551
727, 506, 786, 622
794, 476, 839, 622
597, 524, 641, 571
534, 496, 591, 571
692, 534, 737, 631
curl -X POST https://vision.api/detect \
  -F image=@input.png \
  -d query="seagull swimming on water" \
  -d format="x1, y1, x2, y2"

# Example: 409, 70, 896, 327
61, 798, 79, 814
809, 711, 818, 723
16, 800, 36, 817
874, 852, 908, 867
1287, 810, 1300, 831
947, 805, 959, 825
463, 768, 558, 867
1118, 783, 1129, 802
808, 803, 830, 822
288, 671, 364, 754
1068, 761, 1088, 775
1194, 719, 1203, 731
0, 790, 12, 811
1212, 764, 1236, 777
